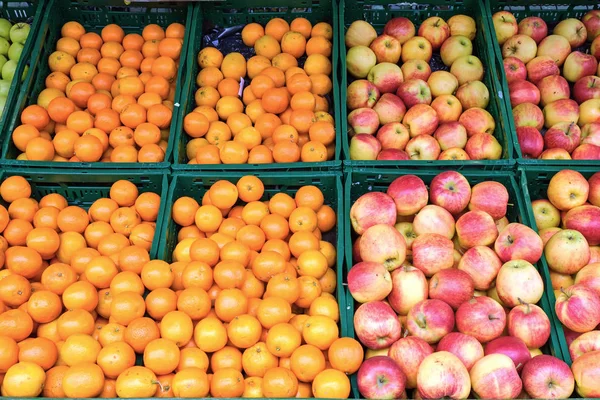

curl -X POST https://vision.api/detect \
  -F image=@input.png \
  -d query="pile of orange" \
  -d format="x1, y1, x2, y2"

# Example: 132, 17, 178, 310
10, 20, 185, 163
184, 17, 337, 164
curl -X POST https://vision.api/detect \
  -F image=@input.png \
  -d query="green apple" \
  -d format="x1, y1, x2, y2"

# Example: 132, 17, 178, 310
21, 64, 28, 81
9, 22, 29, 45
0, 95, 7, 118
0, 37, 9, 57
0, 79, 10, 97
8, 42, 23, 60
0, 19, 12, 40
2, 59, 17, 81
0, 54, 7, 73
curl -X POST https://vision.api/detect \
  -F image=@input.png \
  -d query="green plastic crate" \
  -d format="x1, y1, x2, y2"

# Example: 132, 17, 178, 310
485, 0, 600, 165
339, 0, 515, 170
0, 168, 169, 259
170, 0, 342, 171
0, 0, 194, 169
343, 167, 568, 396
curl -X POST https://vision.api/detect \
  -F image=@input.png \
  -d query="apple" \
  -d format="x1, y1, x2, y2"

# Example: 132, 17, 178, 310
429, 170, 470, 214
556, 284, 600, 333
484, 336, 531, 371
456, 296, 506, 343
537, 75, 571, 107
369, 34, 401, 64
522, 355, 575, 399
9, 22, 29, 45
572, 350, 600, 397
357, 356, 407, 400
582, 122, 600, 147
545, 229, 590, 275
429, 269, 474, 310
590, 171, 600, 206
388, 337, 433, 389
2, 59, 17, 81
502, 34, 537, 63
455, 80, 489, 110
503, 56, 527, 84
544, 122, 581, 153
345, 20, 377, 47
376, 122, 409, 150
565, 205, 600, 245
347, 80, 380, 110
551, 270, 575, 290
427, 71, 458, 97
411, 233, 454, 277
554, 18, 587, 47
406, 299, 454, 344
450, 55, 484, 85
576, 263, 600, 295
348, 261, 393, 303
348, 107, 380, 135
447, 14, 476, 39
518, 16, 548, 43
531, 199, 560, 229
377, 149, 410, 160
0, 55, 7, 76
350, 191, 397, 234
573, 75, 600, 104
495, 216, 510, 233
592, 36, 600, 60
583, 10, 600, 40
433, 122, 467, 151
365, 348, 389, 359
470, 354, 523, 399
0, 79, 9, 97
508, 302, 551, 349
458, 107, 495, 136
438, 148, 470, 160
401, 36, 432, 62
570, 330, 600, 361
354, 301, 402, 349
418, 17, 450, 50
347, 46, 377, 78
509, 80, 540, 107
413, 204, 455, 238
359, 224, 407, 271
492, 11, 518, 45
384, 17, 415, 44
373, 93, 406, 125
352, 237, 362, 263
8, 42, 23, 61
367, 62, 404, 94
465, 133, 502, 160
0, 19, 11, 40
395, 222, 417, 250
402, 104, 439, 137
440, 35, 472, 66
516, 126, 544, 158
580, 98, 600, 126
388, 265, 428, 315
537, 34, 571, 66
431, 95, 462, 123
496, 259, 544, 307
543, 99, 580, 128
416, 352, 471, 399
564, 326, 584, 347
495, 223, 544, 264
512, 102, 544, 130
457, 246, 502, 290
0, 37, 8, 57
387, 175, 428, 216
456, 210, 498, 249
563, 52, 598, 83
468, 181, 508, 220
591, 246, 600, 263
396, 79, 431, 108
400, 59, 431, 81
526, 55, 559, 84
437, 332, 483, 371
572, 143, 600, 159
547, 169, 589, 210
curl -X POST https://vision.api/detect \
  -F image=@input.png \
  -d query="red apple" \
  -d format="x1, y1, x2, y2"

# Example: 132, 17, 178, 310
518, 16, 548, 43
572, 350, 600, 397
400, 59, 431, 81
565, 205, 600, 245
522, 355, 575, 399
456, 210, 498, 249
388, 336, 433, 389
369, 34, 401, 64
402, 104, 439, 137
376, 122, 409, 150
437, 332, 484, 371
537, 75, 571, 107
591, 172, 600, 207
352, 237, 362, 263
418, 16, 450, 50
591, 246, 600, 263
502, 34, 537, 63
574, 75, 600, 104
413, 204, 455, 239
350, 191, 397, 234
405, 134, 441, 160
416, 352, 471, 399
509, 80, 540, 107
484, 336, 531, 371
388, 265, 428, 315
429, 170, 471, 215
583, 10, 600, 40
348, 107, 380, 135
412, 233, 454, 277
384, 17, 415, 45
433, 122, 467, 150
564, 326, 584, 347
387, 175, 428, 216
582, 122, 600, 147
508, 302, 551, 349
456, 296, 506, 343
431, 95, 462, 123
516, 126, 544, 158
458, 245, 502, 290
359, 224, 407, 271
458, 107, 495, 136
555, 284, 600, 333
357, 356, 407, 400
354, 301, 402, 349
349, 133, 381, 160
368, 62, 404, 94
396, 79, 431, 108
574, 143, 600, 159
503, 56, 527, 84
543, 99, 581, 128
373, 93, 407, 125
347, 79, 380, 110
526, 55, 559, 84
540, 227, 563, 247
468, 181, 509, 220
570, 330, 600, 360
429, 269, 474, 310
377, 149, 410, 160
465, 133, 502, 160
470, 354, 523, 398
348, 261, 393, 303
406, 299, 454, 344
563, 51, 598, 83
593, 36, 600, 60
513, 102, 544, 130
580, 98, 600, 126
554, 18, 588, 48
545, 229, 590, 274
544, 122, 581, 153
495, 222, 544, 264
537, 34, 571, 66
575, 262, 600, 296
547, 169, 589, 210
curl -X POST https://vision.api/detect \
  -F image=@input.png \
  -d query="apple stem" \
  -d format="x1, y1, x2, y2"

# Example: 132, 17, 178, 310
516, 362, 523, 370
152, 380, 164, 392
518, 298, 531, 313
560, 286, 569, 298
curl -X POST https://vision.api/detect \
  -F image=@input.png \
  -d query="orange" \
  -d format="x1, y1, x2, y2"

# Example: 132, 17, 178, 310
141, 260, 174, 290
12, 124, 40, 153
308, 295, 339, 321
289, 206, 318, 233
0, 274, 31, 307
311, 22, 333, 40
209, 180, 238, 209
215, 96, 243, 120
211, 346, 242, 372
296, 275, 322, 308
27, 290, 62, 324
144, 287, 177, 320
123, 317, 160, 354
254, 35, 281, 60
77, 48, 102, 66
151, 56, 177, 82
120, 103, 147, 129
145, 75, 170, 99
195, 205, 223, 232
49, 51, 76, 74
312, 368, 351, 398
3, 219, 33, 247
236, 175, 264, 203
226, 314, 262, 349
261, 87, 289, 114
214, 288, 248, 322
8, 198, 39, 222
172, 368, 209, 398
272, 140, 301, 163
97, 342, 136, 379
110, 291, 146, 326
171, 196, 199, 227
262, 239, 291, 260
244, 376, 264, 397
291, 18, 312, 38
115, 366, 158, 398
247, 55, 271, 80
160, 310, 193, 347
300, 141, 327, 162
242, 23, 265, 47
291, 92, 316, 111
197, 47, 223, 69
193, 317, 227, 353
281, 31, 307, 58
62, 363, 105, 398
21, 105, 50, 130
5, 246, 43, 278
272, 52, 298, 71
61, 21, 85, 40
263, 366, 298, 398
328, 337, 363, 374
290, 344, 326, 382
2, 361, 46, 397
143, 338, 180, 375
265, 18, 290, 41
158, 37, 183, 59
85, 256, 119, 289
25, 137, 55, 161
0, 309, 33, 341
213, 260, 246, 289
217, 77, 240, 97
235, 224, 265, 252
142, 24, 165, 41
166, 22, 185, 39
178, 348, 209, 372
62, 280, 99, 312
295, 185, 324, 211
102, 24, 125, 42
265, 272, 300, 304
42, 365, 69, 397
177, 287, 210, 320
56, 205, 89, 233
147, 104, 172, 128
268, 192, 297, 219
302, 315, 338, 350
189, 238, 220, 266
101, 41, 125, 59
210, 368, 244, 398
110, 180, 138, 207
260, 66, 286, 87
242, 342, 278, 378
257, 296, 292, 329
59, 333, 101, 367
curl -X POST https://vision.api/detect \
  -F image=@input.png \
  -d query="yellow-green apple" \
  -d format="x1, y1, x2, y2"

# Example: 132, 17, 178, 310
359, 224, 407, 271
447, 14, 476, 40
405, 134, 441, 160
440, 35, 472, 66
357, 356, 407, 399
429, 170, 471, 215
572, 143, 600, 159
470, 354, 522, 398
369, 34, 401, 64
350, 133, 381, 160
469, 181, 509, 220
376, 122, 409, 150
438, 148, 470, 160
502, 34, 537, 63
348, 261, 393, 303
365, 348, 389, 359
406, 299, 454, 343
401, 36, 432, 62
437, 332, 483, 370
395, 222, 417, 251
347, 79, 380, 110
387, 175, 428, 216
389, 337, 433, 388
465, 132, 502, 160
547, 169, 589, 210
411, 233, 454, 276
540, 148, 571, 159
590, 246, 600, 263
496, 260, 544, 307
402, 104, 439, 137
496, 216, 510, 232
458, 107, 495, 136
396, 78, 431, 107
384, 17, 415, 45
543, 99, 580, 128
377, 148, 410, 160
455, 80, 489, 109
531, 199, 560, 229
484, 336, 531, 371
413, 204, 455, 238
346, 46, 377, 78
388, 265, 427, 315
418, 17, 450, 50
572, 350, 600, 397
503, 56, 527, 84
449, 55, 483, 85
456, 210, 498, 248
345, 20, 377, 47
544, 122, 582, 153
556, 284, 600, 332
367, 62, 404, 94
456, 296, 506, 342
523, 355, 575, 399
518, 16, 548, 43
401, 59, 431, 81
565, 205, 600, 245
592, 36, 600, 60
573, 75, 600, 103
537, 34, 571, 66
554, 18, 587, 47
373, 93, 407, 125
583, 10, 600, 40
433, 122, 467, 150
354, 301, 402, 349
589, 171, 600, 206
348, 107, 379, 135
429, 269, 475, 310
495, 223, 544, 263
509, 80, 540, 107
551, 270, 574, 289
492, 11, 518, 45
487, 286, 505, 307
569, 331, 600, 360
582, 122, 600, 146
537, 75, 571, 107
508, 302, 551, 349
431, 94, 462, 123
427, 71, 458, 97
513, 102, 544, 130
540, 227, 562, 246
350, 191, 397, 234
579, 98, 600, 126
563, 52, 598, 83
516, 126, 543, 158
417, 352, 471, 399
526, 55, 559, 83
530, 348, 543, 357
